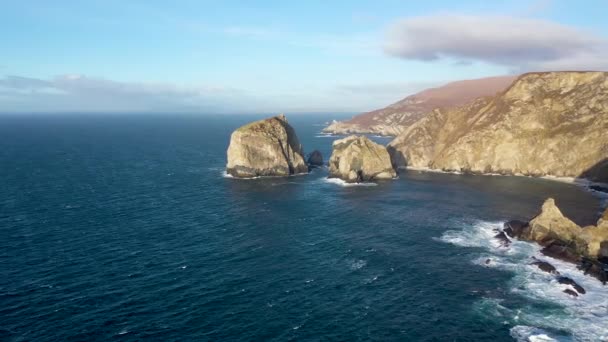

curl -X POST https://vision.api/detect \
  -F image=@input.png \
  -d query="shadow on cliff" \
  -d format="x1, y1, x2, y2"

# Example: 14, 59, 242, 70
386, 145, 407, 171
578, 158, 608, 185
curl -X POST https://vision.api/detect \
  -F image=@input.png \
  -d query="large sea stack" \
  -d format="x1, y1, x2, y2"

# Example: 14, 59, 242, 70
328, 135, 396, 182
226, 114, 308, 178
388, 72, 608, 182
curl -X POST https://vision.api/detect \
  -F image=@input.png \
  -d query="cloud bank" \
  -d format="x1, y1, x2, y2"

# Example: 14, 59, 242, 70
384, 14, 608, 71
0, 75, 245, 113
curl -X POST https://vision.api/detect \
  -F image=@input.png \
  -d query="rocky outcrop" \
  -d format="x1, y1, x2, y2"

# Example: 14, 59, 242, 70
226, 114, 308, 178
323, 76, 515, 136
531, 260, 559, 274
514, 198, 608, 259
505, 198, 608, 283
524, 198, 584, 246
328, 136, 396, 182
307, 150, 324, 167
388, 72, 608, 182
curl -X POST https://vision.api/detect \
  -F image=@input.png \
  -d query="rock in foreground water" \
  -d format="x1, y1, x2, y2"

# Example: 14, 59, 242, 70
226, 114, 308, 178
307, 150, 324, 167
328, 135, 396, 183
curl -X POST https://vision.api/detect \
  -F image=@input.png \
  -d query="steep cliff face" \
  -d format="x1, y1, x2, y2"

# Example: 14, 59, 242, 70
323, 76, 515, 136
328, 136, 396, 182
226, 114, 308, 178
388, 72, 608, 182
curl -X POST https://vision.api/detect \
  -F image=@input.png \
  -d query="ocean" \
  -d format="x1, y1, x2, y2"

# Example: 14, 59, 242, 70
1, 113, 606, 341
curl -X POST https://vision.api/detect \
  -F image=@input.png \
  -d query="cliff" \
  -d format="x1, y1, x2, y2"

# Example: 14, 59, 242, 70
323, 76, 515, 136
388, 72, 608, 182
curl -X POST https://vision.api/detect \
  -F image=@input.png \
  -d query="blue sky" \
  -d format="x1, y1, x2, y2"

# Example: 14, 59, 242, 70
1, 0, 607, 113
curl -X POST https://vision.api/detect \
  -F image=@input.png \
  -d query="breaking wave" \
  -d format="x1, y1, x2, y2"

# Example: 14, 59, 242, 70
440, 220, 608, 341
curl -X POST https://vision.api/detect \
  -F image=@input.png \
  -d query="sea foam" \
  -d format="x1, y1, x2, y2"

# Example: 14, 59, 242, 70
440, 220, 608, 341
323, 178, 377, 187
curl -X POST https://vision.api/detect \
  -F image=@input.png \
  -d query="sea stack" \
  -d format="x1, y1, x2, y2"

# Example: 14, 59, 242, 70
328, 135, 396, 183
226, 114, 308, 178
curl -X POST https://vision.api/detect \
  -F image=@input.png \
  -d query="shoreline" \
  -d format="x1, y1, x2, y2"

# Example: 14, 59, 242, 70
403, 165, 608, 189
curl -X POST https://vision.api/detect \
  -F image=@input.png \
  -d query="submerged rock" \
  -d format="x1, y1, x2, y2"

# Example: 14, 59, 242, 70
226, 114, 308, 178
531, 260, 559, 275
557, 276, 586, 294
307, 150, 324, 167
494, 231, 511, 247
578, 258, 608, 285
563, 289, 578, 297
328, 135, 396, 183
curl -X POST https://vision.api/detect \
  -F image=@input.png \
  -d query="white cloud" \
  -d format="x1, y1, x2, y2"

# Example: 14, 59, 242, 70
0, 75, 247, 113
384, 14, 608, 71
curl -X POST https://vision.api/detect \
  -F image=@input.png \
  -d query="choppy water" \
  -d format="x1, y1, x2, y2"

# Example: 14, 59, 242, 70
1, 113, 606, 341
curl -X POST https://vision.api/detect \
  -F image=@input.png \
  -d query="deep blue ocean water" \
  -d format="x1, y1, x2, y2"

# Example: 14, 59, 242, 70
1, 113, 606, 341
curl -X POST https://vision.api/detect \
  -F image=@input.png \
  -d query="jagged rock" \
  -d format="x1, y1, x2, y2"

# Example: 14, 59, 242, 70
503, 220, 529, 238
388, 72, 608, 182
307, 150, 324, 167
494, 231, 511, 247
557, 276, 586, 294
541, 242, 581, 263
226, 114, 308, 178
323, 76, 515, 136
531, 260, 559, 275
578, 258, 608, 284
328, 135, 397, 183
525, 199, 584, 246
506, 199, 608, 272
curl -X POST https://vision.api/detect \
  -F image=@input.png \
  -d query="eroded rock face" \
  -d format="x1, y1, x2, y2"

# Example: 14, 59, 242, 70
226, 114, 308, 178
526, 198, 583, 245
599, 207, 608, 229
328, 135, 396, 182
388, 72, 608, 182
307, 150, 324, 167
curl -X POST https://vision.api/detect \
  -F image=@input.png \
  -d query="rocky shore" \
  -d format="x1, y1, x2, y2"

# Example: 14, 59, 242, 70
496, 199, 608, 290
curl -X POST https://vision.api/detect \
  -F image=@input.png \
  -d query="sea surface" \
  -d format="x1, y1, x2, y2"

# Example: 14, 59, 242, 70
1, 113, 607, 341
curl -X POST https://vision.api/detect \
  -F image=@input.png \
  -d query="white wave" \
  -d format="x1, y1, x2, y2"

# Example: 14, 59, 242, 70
510, 325, 565, 342
222, 171, 235, 178
323, 177, 377, 187
440, 220, 608, 341
406, 166, 463, 175
348, 259, 367, 270
222, 171, 309, 180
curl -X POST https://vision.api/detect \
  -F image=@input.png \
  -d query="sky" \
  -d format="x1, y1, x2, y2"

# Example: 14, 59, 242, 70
1, 0, 607, 114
